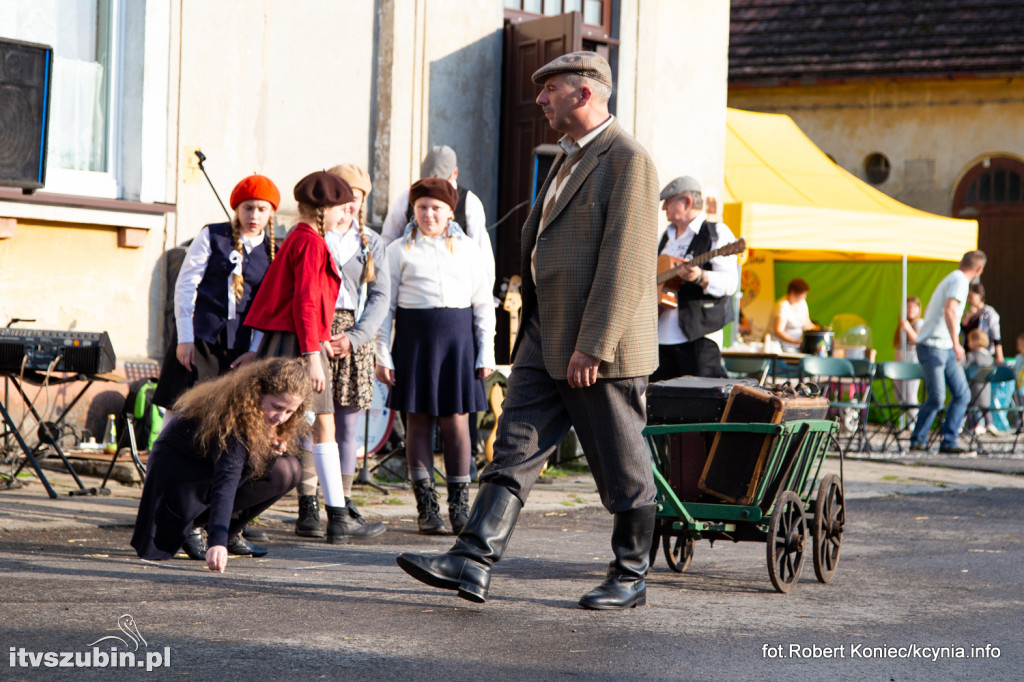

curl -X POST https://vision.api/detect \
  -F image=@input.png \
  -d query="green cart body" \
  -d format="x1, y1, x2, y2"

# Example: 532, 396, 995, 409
643, 419, 845, 593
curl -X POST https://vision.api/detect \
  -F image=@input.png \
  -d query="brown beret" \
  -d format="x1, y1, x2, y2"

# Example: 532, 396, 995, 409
532, 50, 612, 90
293, 171, 354, 208
409, 177, 457, 212
328, 163, 372, 198
230, 174, 281, 210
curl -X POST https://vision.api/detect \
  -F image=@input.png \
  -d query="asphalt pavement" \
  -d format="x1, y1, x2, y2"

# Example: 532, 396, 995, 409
2, 450, 1023, 681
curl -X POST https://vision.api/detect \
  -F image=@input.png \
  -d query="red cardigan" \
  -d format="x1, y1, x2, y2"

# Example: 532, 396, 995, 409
244, 223, 341, 354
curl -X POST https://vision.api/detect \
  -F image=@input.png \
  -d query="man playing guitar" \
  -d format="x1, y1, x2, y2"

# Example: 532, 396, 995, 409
651, 176, 740, 381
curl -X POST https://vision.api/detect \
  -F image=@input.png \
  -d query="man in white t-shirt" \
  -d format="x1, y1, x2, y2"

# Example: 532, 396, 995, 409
909, 250, 987, 454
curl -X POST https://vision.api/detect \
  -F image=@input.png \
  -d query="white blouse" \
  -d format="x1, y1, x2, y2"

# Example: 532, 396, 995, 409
375, 226, 496, 371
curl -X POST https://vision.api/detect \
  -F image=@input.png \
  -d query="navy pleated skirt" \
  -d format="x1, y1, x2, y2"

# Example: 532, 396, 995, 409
389, 307, 486, 416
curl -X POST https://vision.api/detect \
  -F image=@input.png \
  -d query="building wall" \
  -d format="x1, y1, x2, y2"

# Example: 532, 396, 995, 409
371, 0, 503, 225
624, 0, 731, 209
728, 78, 1024, 216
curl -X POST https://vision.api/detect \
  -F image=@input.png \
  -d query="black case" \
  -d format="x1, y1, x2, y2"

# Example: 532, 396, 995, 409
646, 376, 758, 424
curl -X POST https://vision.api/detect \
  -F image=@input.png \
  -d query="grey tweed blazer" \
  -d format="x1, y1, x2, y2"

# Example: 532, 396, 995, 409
514, 119, 660, 380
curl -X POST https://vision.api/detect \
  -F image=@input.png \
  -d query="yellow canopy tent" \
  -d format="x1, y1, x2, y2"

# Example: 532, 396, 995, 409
720, 107, 978, 358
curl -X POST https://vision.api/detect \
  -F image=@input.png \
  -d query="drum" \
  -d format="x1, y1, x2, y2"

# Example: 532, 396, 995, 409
355, 376, 395, 459
799, 329, 834, 356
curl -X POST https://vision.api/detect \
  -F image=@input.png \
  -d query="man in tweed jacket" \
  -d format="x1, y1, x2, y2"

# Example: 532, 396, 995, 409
398, 51, 661, 610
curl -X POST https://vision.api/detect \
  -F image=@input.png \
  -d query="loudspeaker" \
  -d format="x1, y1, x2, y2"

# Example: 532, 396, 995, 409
0, 38, 53, 192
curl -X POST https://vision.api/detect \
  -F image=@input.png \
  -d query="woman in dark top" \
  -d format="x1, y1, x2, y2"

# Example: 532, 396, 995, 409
131, 358, 310, 572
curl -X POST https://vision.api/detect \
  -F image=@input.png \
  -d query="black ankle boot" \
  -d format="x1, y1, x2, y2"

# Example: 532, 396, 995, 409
180, 529, 207, 560
325, 498, 386, 543
579, 504, 657, 610
447, 481, 470, 535
397, 483, 523, 603
227, 533, 269, 557
295, 494, 325, 538
412, 479, 448, 535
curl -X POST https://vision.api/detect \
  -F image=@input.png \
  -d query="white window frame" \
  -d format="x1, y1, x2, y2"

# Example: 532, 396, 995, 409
0, 0, 170, 205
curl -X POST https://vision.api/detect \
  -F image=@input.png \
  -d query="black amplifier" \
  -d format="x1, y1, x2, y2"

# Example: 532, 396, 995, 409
0, 328, 116, 375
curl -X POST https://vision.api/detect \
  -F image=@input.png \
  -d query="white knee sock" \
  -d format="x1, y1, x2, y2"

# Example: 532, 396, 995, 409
312, 442, 345, 507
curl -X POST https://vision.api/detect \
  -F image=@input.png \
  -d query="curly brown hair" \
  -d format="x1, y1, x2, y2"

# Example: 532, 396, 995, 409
172, 358, 311, 477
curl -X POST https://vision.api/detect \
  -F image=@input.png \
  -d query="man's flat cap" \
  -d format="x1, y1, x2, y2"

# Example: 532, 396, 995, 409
420, 145, 458, 179
660, 176, 702, 201
532, 51, 612, 90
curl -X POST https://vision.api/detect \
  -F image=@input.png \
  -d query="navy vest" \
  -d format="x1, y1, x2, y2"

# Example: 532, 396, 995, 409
406, 186, 470, 236
658, 221, 733, 341
192, 222, 272, 350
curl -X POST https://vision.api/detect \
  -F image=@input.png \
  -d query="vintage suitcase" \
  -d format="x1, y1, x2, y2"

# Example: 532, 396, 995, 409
646, 377, 757, 502
646, 376, 758, 425
698, 384, 830, 505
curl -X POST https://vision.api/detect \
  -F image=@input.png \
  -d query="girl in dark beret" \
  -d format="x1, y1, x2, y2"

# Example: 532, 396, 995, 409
244, 171, 354, 540
376, 178, 496, 535
131, 358, 310, 572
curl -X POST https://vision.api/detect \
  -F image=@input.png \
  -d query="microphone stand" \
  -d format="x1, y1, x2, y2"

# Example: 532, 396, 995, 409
194, 150, 232, 221
353, 408, 401, 492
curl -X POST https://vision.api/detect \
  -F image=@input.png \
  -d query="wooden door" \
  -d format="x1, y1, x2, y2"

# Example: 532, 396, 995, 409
494, 13, 583, 362
952, 157, 1024, 347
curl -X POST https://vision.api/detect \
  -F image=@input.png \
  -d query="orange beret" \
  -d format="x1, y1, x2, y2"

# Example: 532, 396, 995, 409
230, 174, 281, 210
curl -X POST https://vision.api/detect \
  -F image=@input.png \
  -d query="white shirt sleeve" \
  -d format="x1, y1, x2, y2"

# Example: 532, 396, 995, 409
703, 222, 740, 299
374, 243, 402, 370
463, 190, 494, 283
380, 189, 411, 245
173, 227, 213, 344
470, 244, 496, 370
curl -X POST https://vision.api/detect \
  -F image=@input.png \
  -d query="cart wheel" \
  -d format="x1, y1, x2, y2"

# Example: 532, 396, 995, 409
812, 474, 845, 584
663, 532, 694, 573
766, 490, 807, 594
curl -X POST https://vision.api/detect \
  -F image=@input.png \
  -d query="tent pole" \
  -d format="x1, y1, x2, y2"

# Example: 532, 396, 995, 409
900, 254, 908, 357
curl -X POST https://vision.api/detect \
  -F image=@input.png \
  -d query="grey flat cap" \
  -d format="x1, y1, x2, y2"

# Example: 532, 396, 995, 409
660, 176, 702, 201
532, 51, 613, 90
420, 145, 457, 179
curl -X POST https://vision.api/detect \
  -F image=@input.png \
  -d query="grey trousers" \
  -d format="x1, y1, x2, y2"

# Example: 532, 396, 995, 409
480, 316, 656, 513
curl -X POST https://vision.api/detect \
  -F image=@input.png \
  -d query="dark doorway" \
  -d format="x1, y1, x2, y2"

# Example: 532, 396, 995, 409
494, 10, 614, 362
953, 157, 1024, 346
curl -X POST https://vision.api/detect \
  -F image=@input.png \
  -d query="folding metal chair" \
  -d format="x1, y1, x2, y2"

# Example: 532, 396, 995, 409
800, 356, 872, 452
965, 365, 1022, 454
874, 361, 924, 453
723, 357, 769, 385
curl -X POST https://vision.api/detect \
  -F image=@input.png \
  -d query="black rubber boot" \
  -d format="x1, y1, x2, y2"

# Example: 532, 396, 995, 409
325, 499, 386, 542
295, 494, 325, 538
447, 481, 470, 535
397, 483, 523, 603
180, 528, 207, 560
412, 479, 448, 535
241, 524, 269, 543
578, 504, 657, 610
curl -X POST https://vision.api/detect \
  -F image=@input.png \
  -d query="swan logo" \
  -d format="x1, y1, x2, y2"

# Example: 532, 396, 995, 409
8, 614, 171, 672
88, 613, 148, 651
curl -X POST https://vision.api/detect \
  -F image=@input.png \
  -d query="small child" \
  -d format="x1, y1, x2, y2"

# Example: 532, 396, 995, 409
964, 328, 994, 434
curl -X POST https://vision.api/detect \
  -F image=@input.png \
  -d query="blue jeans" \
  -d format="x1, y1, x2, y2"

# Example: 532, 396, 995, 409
910, 344, 970, 449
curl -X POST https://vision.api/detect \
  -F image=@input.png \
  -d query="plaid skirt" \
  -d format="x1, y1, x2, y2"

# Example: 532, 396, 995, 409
330, 309, 375, 409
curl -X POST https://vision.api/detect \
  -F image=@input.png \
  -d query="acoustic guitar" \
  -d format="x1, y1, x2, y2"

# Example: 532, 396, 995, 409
657, 238, 747, 310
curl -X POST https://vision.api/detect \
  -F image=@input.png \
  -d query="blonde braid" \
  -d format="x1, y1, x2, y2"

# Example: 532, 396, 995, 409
357, 222, 376, 283
230, 216, 245, 302
445, 219, 454, 254
315, 206, 326, 238
266, 212, 277, 262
